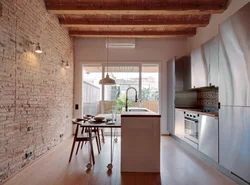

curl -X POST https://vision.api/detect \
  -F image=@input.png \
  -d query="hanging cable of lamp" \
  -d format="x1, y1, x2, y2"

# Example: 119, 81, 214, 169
99, 14, 116, 85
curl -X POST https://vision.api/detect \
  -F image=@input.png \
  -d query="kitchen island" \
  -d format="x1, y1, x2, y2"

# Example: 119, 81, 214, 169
121, 108, 161, 173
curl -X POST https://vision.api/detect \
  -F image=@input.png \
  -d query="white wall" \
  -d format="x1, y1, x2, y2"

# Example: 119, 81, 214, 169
187, 0, 250, 52
74, 38, 188, 134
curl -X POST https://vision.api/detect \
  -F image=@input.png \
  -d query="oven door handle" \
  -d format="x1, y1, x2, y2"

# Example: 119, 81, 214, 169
184, 117, 198, 123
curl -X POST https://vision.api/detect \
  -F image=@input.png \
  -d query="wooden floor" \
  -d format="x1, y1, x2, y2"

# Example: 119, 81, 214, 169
1, 136, 237, 185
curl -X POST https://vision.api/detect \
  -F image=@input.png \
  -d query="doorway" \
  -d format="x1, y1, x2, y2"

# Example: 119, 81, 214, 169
82, 63, 159, 116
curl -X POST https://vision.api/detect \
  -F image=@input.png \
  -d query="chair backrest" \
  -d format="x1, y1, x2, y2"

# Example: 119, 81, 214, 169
72, 118, 84, 124
72, 118, 84, 137
83, 115, 95, 123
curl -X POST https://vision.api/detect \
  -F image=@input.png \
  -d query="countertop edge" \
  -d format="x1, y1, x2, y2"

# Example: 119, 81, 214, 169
175, 107, 218, 118
121, 114, 161, 117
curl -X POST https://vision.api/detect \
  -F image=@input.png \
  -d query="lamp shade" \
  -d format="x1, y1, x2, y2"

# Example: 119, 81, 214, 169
99, 73, 116, 85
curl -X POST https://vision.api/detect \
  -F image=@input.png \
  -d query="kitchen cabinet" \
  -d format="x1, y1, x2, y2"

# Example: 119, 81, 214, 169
219, 106, 250, 182
208, 37, 219, 87
191, 36, 219, 88
175, 56, 191, 91
199, 115, 218, 163
174, 109, 185, 140
191, 47, 208, 88
167, 58, 175, 134
121, 116, 160, 172
218, 4, 250, 183
219, 12, 250, 106
175, 58, 184, 91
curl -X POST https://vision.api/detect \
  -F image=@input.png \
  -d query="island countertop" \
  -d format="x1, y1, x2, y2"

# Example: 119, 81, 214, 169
121, 107, 161, 117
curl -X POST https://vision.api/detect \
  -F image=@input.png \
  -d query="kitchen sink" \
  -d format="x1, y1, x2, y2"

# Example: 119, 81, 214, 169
128, 108, 149, 112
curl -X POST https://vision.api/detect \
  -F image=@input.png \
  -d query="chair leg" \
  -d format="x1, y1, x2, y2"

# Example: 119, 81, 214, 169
76, 141, 81, 155
69, 139, 76, 162
81, 127, 85, 134
101, 129, 105, 143
81, 141, 84, 149
89, 138, 95, 165
97, 128, 102, 151
95, 135, 100, 154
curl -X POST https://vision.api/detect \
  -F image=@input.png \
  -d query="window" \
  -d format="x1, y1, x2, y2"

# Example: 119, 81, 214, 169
82, 63, 159, 116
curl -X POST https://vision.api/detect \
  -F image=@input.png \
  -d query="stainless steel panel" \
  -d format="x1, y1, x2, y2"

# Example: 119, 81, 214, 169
182, 57, 191, 90
174, 109, 185, 139
191, 47, 208, 88
198, 115, 218, 162
175, 59, 184, 91
219, 106, 250, 182
219, 3, 250, 106
175, 56, 191, 91
209, 36, 219, 87
201, 36, 219, 87
167, 58, 175, 133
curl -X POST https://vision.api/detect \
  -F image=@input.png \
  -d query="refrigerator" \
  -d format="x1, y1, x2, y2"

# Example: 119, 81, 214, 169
219, 3, 250, 183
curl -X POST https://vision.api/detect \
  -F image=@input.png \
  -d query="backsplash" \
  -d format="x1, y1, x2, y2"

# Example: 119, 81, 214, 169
197, 88, 218, 109
175, 87, 218, 110
175, 91, 197, 108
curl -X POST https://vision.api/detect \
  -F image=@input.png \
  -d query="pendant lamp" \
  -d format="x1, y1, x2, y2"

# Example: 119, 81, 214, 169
99, 23, 116, 85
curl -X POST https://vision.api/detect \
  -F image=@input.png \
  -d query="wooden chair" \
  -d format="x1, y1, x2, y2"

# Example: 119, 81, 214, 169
69, 118, 96, 164
81, 115, 104, 151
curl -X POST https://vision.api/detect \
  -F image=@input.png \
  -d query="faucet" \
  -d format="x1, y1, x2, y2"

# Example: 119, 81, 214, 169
125, 87, 138, 112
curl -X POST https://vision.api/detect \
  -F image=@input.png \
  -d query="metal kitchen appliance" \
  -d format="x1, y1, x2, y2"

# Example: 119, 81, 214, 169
184, 111, 199, 147
219, 3, 250, 183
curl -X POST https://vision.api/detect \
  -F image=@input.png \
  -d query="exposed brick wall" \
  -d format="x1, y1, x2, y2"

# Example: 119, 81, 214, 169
0, 0, 74, 182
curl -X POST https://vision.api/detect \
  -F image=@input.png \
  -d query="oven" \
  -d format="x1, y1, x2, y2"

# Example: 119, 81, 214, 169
184, 112, 199, 144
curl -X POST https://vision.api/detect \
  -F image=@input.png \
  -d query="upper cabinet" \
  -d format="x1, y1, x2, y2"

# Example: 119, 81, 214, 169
219, 4, 250, 106
208, 37, 219, 87
175, 56, 191, 91
191, 47, 208, 88
191, 36, 219, 88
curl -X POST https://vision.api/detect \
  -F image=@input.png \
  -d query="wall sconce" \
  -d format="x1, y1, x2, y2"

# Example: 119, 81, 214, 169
34, 43, 42, 53
29, 41, 42, 53
62, 60, 70, 69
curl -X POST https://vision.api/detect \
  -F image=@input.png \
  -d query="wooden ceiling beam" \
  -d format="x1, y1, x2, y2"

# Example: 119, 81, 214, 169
47, 4, 227, 15
69, 30, 196, 38
60, 19, 209, 28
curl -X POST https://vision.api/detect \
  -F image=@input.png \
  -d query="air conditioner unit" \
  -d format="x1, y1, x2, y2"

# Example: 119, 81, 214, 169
106, 38, 135, 49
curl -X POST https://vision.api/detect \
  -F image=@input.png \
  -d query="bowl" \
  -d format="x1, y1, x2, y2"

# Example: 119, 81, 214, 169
94, 117, 105, 122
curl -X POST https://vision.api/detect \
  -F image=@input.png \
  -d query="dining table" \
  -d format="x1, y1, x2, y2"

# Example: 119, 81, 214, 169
76, 114, 121, 170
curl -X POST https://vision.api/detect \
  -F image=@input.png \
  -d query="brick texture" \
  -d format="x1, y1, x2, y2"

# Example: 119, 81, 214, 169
0, 0, 74, 182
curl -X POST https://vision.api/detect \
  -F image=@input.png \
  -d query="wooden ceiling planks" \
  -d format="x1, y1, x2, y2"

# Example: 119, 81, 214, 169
44, 0, 228, 38
46, 4, 226, 15
69, 30, 196, 38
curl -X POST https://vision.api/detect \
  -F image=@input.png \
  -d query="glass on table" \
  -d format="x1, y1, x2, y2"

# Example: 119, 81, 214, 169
111, 106, 117, 123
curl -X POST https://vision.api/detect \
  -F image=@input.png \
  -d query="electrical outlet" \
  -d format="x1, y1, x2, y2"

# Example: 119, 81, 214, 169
25, 151, 32, 159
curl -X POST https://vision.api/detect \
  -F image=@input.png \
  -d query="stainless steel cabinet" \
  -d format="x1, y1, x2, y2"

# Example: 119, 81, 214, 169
191, 37, 219, 89
199, 115, 218, 162
219, 6, 250, 106
175, 58, 184, 91
208, 37, 219, 87
175, 56, 191, 91
174, 109, 185, 140
219, 106, 250, 182
191, 47, 208, 88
